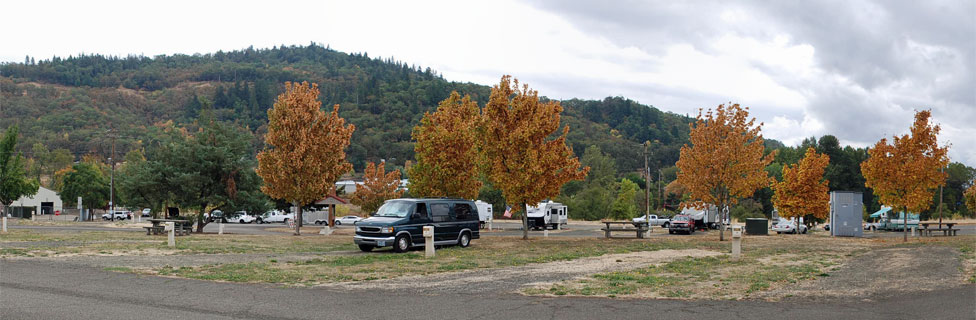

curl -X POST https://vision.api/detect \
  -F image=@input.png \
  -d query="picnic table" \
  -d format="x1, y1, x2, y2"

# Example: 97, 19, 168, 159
919, 222, 958, 236
146, 219, 193, 236
601, 221, 650, 239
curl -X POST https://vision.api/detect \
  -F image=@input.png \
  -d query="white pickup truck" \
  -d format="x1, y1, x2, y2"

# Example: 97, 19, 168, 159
259, 210, 294, 224
632, 214, 671, 228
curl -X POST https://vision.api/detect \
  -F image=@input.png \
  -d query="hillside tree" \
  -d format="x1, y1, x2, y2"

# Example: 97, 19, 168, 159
675, 103, 775, 241
609, 178, 638, 220
480, 76, 589, 239
861, 110, 948, 242
257, 81, 355, 234
772, 147, 830, 233
408, 91, 482, 199
351, 161, 404, 214
0, 125, 39, 217
965, 184, 975, 213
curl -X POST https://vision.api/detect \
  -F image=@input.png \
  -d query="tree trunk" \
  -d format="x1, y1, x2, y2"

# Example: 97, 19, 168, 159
521, 202, 528, 240
719, 202, 725, 241
294, 202, 302, 236
329, 204, 336, 228
196, 207, 208, 233
903, 207, 908, 242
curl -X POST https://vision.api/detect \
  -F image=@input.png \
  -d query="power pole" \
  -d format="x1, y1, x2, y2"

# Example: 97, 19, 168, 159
658, 169, 664, 210
938, 166, 944, 229
643, 141, 650, 224
109, 126, 116, 220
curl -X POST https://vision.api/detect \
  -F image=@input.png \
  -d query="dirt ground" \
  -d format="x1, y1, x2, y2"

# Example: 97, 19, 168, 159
760, 246, 967, 301
320, 249, 722, 293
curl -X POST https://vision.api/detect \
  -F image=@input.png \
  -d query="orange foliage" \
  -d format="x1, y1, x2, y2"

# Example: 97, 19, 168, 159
408, 91, 482, 199
861, 110, 948, 241
351, 161, 404, 214
965, 184, 975, 213
773, 147, 830, 221
481, 76, 589, 239
675, 103, 774, 209
675, 103, 774, 240
256, 81, 355, 234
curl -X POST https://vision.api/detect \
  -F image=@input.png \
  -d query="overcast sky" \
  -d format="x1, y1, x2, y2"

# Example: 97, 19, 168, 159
3, 0, 973, 165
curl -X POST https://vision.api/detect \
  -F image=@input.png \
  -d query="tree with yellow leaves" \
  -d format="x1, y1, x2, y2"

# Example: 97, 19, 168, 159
351, 161, 404, 214
408, 91, 482, 199
257, 82, 355, 235
773, 147, 830, 234
861, 110, 948, 242
481, 76, 589, 240
675, 103, 775, 241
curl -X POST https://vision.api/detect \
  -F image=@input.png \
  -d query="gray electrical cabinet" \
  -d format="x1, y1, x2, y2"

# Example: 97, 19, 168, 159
829, 191, 863, 237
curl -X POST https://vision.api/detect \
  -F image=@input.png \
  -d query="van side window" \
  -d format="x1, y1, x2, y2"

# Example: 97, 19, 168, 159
431, 203, 450, 222
414, 203, 428, 220
454, 203, 474, 221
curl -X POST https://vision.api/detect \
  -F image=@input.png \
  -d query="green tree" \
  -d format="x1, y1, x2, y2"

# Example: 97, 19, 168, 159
609, 178, 638, 220
60, 163, 109, 217
0, 125, 39, 217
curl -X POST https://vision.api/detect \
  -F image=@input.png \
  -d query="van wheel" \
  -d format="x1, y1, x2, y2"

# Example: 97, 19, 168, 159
662, 222, 669, 228
458, 232, 471, 248
239, 220, 245, 224
358, 244, 374, 252
669, 230, 674, 234
393, 235, 410, 253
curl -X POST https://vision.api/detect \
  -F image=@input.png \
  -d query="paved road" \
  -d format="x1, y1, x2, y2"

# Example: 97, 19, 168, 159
1, 259, 972, 319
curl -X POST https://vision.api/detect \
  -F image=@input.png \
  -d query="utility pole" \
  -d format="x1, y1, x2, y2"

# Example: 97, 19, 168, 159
643, 141, 650, 224
938, 166, 944, 229
108, 126, 116, 220
659, 169, 664, 210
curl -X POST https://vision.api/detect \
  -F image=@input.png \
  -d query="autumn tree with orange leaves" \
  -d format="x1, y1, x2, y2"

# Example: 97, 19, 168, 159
773, 147, 830, 234
675, 103, 775, 241
481, 76, 589, 240
408, 91, 482, 199
351, 161, 404, 214
257, 82, 355, 235
861, 110, 948, 242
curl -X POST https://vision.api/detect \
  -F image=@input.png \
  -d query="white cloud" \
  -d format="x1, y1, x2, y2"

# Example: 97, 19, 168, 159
1, 0, 973, 166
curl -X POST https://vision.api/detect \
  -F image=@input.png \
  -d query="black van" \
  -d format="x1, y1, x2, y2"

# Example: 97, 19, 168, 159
353, 198, 481, 252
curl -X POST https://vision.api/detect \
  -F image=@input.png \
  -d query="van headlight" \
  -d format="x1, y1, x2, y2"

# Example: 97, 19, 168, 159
380, 227, 394, 233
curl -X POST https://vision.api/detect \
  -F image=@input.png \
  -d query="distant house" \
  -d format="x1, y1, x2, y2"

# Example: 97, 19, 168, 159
7, 186, 63, 219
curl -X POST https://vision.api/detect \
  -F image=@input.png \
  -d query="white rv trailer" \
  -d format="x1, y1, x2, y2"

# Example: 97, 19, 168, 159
475, 200, 493, 229
526, 201, 568, 230
681, 205, 720, 230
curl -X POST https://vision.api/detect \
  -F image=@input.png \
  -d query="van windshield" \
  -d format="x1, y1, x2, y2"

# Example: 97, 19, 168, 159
374, 201, 412, 218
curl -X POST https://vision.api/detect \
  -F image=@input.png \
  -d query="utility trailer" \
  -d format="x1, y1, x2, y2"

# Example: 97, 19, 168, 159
526, 201, 568, 230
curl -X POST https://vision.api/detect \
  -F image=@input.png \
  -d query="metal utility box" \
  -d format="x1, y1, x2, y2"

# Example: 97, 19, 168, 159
745, 218, 768, 235
829, 191, 863, 237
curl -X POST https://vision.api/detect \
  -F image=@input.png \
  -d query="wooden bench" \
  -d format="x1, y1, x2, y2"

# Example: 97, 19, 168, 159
920, 223, 958, 237
143, 226, 165, 235
601, 221, 649, 239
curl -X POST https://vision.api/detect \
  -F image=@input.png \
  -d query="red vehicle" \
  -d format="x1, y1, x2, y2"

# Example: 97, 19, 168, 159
668, 214, 695, 234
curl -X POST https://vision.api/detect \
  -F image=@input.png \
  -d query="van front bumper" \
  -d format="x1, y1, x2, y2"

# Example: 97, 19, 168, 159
354, 235, 396, 247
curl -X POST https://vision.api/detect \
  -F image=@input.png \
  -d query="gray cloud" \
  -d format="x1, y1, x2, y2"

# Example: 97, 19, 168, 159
526, 0, 975, 165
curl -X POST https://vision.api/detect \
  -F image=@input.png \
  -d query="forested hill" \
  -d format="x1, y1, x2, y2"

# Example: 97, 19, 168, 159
0, 44, 692, 173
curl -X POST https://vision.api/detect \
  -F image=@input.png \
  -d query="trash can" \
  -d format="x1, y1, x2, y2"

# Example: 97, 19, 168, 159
745, 218, 768, 235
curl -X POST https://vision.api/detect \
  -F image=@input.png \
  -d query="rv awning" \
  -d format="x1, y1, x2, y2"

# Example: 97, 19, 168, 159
869, 207, 892, 218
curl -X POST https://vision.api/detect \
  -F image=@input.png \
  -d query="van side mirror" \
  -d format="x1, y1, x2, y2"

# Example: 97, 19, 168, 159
411, 212, 422, 219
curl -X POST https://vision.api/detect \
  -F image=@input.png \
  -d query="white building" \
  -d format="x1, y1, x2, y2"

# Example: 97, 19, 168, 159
8, 186, 63, 218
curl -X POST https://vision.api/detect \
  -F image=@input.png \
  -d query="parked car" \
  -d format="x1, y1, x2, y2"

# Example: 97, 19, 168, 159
229, 211, 257, 224
334, 215, 363, 226
141, 208, 151, 217
772, 219, 808, 234
206, 210, 226, 223
102, 211, 131, 221
260, 210, 294, 224
863, 222, 880, 231
632, 214, 671, 228
354, 198, 480, 252
668, 215, 694, 234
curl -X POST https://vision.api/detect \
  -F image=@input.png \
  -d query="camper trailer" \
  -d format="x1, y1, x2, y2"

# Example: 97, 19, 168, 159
475, 200, 493, 229
870, 206, 919, 231
526, 201, 568, 230
681, 205, 720, 230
